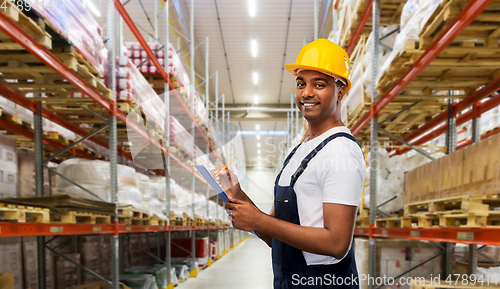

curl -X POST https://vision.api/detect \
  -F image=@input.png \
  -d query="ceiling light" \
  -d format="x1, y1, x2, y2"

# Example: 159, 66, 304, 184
258, 150, 261, 154
249, 0, 256, 17
253, 71, 258, 85
257, 143, 261, 148
256, 124, 260, 130
84, 0, 101, 17
254, 94, 259, 105
251, 38, 258, 57
258, 156, 261, 159
256, 135, 261, 140
258, 161, 261, 165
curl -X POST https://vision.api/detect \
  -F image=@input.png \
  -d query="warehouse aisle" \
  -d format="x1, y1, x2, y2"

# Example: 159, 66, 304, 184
177, 236, 273, 289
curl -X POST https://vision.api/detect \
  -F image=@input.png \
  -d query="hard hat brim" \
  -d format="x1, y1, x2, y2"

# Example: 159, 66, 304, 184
285, 64, 351, 92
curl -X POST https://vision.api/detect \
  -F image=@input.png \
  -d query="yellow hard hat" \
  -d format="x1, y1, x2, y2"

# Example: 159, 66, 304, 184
286, 38, 352, 92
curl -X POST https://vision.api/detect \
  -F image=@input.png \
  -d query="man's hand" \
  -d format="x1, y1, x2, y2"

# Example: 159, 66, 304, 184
211, 167, 255, 205
225, 196, 264, 232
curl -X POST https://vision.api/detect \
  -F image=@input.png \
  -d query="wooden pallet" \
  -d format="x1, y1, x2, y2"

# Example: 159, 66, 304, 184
436, 210, 500, 228
348, 0, 500, 141
404, 195, 500, 215
0, 203, 50, 223
57, 211, 111, 224
118, 207, 153, 225
0, 50, 111, 99
0, 0, 52, 50
338, 0, 406, 48
182, 215, 194, 226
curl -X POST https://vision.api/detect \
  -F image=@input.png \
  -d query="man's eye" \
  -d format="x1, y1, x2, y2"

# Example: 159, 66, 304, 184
296, 83, 305, 88
316, 84, 325, 88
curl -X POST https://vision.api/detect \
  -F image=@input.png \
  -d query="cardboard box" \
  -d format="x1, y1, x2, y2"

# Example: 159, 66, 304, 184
55, 253, 81, 289
22, 237, 38, 289
78, 236, 102, 284
16, 148, 52, 198
0, 273, 14, 289
354, 238, 443, 289
0, 238, 23, 289
0, 134, 17, 199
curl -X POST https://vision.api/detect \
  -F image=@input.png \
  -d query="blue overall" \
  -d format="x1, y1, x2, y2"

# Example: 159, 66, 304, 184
272, 132, 360, 289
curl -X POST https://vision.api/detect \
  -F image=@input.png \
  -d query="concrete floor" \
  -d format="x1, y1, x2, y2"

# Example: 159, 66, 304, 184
177, 236, 273, 289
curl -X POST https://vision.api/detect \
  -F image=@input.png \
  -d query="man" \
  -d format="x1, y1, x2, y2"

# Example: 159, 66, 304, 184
217, 38, 366, 288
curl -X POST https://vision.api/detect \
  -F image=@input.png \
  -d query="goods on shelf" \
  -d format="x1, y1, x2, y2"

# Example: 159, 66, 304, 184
135, 173, 168, 220
125, 42, 191, 89
17, 148, 52, 198
363, 148, 444, 214
0, 134, 17, 199
0, 238, 22, 289
172, 264, 189, 282
119, 274, 156, 289
475, 266, 500, 283
171, 237, 209, 267
124, 266, 168, 289
355, 238, 443, 289
115, 55, 167, 134
30, 0, 107, 75
404, 133, 500, 206
54, 158, 165, 218
55, 253, 81, 289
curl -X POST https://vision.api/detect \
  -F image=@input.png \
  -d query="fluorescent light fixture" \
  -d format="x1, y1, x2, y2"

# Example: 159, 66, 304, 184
85, 0, 101, 17
258, 156, 261, 159
253, 71, 258, 85
256, 124, 260, 130
257, 143, 261, 148
249, 0, 256, 17
251, 38, 258, 57
258, 150, 261, 154
256, 135, 261, 140
254, 94, 259, 105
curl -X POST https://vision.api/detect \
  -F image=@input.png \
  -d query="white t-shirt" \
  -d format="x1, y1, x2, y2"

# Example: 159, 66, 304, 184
277, 126, 366, 265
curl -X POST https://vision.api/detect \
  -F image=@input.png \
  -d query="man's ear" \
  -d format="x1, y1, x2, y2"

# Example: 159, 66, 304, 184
337, 86, 347, 103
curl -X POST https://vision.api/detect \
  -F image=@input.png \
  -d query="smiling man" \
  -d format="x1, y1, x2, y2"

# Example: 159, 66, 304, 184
219, 38, 366, 288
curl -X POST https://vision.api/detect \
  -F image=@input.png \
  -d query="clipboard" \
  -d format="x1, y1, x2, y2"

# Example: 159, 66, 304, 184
194, 165, 260, 238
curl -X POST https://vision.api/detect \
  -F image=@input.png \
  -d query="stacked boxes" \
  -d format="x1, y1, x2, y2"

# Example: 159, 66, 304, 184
0, 134, 17, 199
78, 236, 102, 284
55, 253, 81, 289
403, 133, 500, 205
0, 238, 23, 289
355, 238, 443, 289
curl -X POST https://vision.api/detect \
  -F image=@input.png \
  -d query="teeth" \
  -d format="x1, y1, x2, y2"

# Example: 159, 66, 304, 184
303, 103, 317, 107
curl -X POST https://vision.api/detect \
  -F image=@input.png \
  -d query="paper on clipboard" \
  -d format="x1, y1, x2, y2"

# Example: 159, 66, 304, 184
194, 165, 229, 203
194, 165, 260, 238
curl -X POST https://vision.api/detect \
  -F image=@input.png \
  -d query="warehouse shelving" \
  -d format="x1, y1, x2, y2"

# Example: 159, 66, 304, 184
0, 0, 242, 288
330, 0, 500, 286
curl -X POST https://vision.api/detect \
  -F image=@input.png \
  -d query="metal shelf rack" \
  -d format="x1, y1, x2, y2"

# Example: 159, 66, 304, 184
330, 0, 500, 286
0, 0, 241, 288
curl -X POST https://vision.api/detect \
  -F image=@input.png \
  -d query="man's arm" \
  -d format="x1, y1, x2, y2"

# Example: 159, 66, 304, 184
255, 205, 274, 247
227, 197, 357, 259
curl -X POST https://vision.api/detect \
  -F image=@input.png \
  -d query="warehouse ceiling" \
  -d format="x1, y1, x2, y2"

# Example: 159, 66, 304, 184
94, 0, 332, 168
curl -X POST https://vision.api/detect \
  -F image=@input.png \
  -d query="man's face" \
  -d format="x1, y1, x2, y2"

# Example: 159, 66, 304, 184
295, 70, 343, 122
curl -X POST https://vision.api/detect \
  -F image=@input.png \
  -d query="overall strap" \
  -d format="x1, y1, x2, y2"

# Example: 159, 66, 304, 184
276, 143, 302, 181
290, 132, 360, 186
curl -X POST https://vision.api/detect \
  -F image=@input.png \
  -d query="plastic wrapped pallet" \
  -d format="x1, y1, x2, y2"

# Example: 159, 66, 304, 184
135, 173, 166, 220
54, 158, 148, 212
124, 266, 168, 289
30, 0, 107, 75
0, 134, 17, 199
119, 274, 157, 289
380, 0, 444, 78
172, 265, 189, 282
114, 56, 166, 134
